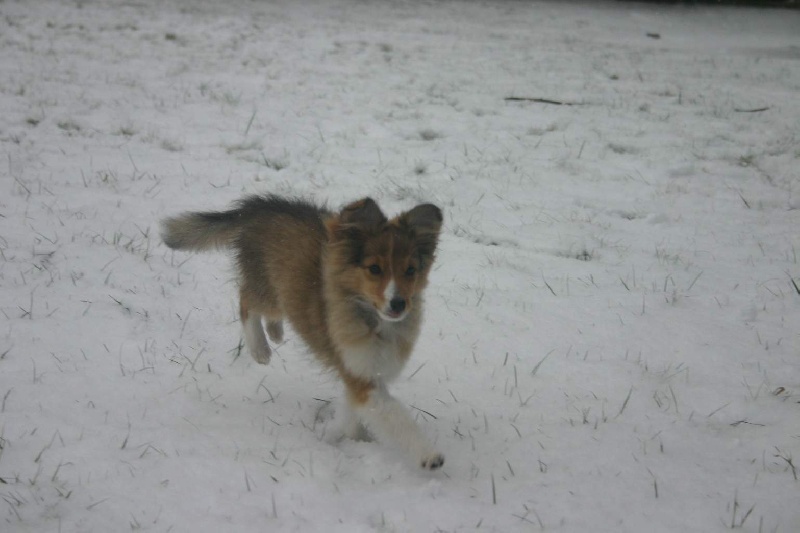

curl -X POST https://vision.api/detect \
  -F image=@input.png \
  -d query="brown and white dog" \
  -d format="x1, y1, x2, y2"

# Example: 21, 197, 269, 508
161, 195, 444, 469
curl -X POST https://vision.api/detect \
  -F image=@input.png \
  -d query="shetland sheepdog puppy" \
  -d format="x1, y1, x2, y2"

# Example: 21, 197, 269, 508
161, 195, 444, 469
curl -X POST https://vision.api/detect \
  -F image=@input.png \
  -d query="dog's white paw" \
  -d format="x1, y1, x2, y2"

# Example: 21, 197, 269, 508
420, 452, 445, 471
315, 400, 335, 424
323, 403, 372, 443
324, 421, 372, 443
346, 423, 372, 442
325, 424, 372, 444
250, 344, 271, 365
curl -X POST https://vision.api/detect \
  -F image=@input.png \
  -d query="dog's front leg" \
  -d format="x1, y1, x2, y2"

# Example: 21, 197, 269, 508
352, 383, 444, 470
324, 399, 371, 443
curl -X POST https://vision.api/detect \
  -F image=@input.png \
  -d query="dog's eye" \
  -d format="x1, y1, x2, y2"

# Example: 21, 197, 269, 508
405, 266, 416, 276
368, 264, 382, 275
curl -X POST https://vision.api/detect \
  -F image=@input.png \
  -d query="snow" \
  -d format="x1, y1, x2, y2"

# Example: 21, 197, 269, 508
2, 0, 799, 531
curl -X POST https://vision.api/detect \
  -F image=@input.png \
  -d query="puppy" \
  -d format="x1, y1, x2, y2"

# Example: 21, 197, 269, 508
161, 195, 444, 469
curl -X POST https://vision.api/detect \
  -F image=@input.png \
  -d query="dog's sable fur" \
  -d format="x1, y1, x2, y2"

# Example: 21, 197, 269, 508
161, 195, 444, 470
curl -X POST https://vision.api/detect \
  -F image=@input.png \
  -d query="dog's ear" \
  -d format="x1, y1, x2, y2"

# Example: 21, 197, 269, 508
339, 198, 387, 230
325, 198, 387, 266
401, 203, 443, 261
325, 197, 387, 242
404, 204, 442, 235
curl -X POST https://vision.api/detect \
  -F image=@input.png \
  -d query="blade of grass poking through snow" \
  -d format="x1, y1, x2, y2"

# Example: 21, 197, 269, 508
244, 109, 256, 135
790, 275, 800, 296
616, 387, 634, 418
774, 448, 797, 481
86, 498, 110, 511
686, 271, 703, 292
531, 351, 552, 377
406, 362, 426, 380
409, 405, 437, 420
541, 275, 557, 296
738, 192, 752, 209
706, 402, 731, 418
1, 389, 11, 413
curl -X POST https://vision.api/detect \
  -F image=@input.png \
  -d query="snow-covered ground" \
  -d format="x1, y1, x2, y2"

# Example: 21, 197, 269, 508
2, 0, 799, 530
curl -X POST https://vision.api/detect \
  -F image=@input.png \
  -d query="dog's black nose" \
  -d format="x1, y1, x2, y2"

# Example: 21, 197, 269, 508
389, 297, 406, 313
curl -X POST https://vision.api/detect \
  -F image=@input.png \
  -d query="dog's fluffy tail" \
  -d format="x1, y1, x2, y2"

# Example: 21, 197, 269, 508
161, 209, 243, 251
162, 195, 326, 252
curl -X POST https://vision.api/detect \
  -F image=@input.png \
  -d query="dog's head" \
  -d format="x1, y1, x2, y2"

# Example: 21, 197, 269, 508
325, 198, 442, 323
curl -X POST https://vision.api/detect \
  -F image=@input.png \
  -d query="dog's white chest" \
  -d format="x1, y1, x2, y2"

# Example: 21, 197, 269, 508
341, 322, 408, 383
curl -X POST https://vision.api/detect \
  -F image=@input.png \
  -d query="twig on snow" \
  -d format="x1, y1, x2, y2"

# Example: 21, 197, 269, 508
504, 97, 582, 106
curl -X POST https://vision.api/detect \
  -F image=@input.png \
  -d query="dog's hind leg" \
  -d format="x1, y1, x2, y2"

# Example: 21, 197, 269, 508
240, 290, 271, 365
266, 320, 284, 343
